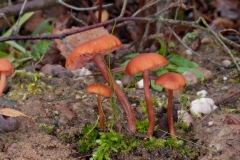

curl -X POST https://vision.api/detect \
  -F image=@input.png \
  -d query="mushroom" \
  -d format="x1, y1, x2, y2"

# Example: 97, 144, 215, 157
155, 72, 186, 140
0, 58, 14, 97
86, 83, 111, 129
125, 53, 168, 136
65, 34, 136, 132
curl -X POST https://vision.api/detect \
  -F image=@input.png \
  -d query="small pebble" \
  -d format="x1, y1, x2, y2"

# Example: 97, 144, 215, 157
54, 111, 59, 115
221, 86, 228, 90
222, 60, 231, 67
206, 128, 212, 133
58, 116, 68, 125
201, 37, 212, 44
135, 79, 145, 89
135, 106, 143, 114
182, 71, 199, 85
116, 80, 123, 88
197, 90, 207, 98
208, 121, 213, 126
223, 76, 228, 81
186, 49, 193, 55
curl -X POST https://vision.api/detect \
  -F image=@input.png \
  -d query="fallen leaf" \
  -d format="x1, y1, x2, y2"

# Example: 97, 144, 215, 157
55, 104, 75, 120
52, 27, 109, 58
0, 108, 35, 126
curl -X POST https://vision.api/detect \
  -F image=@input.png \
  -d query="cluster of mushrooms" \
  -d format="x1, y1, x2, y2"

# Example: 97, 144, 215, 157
65, 34, 186, 140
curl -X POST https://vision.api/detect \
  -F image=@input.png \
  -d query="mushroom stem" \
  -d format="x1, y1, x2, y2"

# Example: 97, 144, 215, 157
0, 72, 6, 96
167, 90, 177, 140
97, 95, 105, 129
143, 70, 155, 136
93, 54, 136, 132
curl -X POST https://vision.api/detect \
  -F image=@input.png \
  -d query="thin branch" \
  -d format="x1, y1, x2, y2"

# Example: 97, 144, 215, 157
168, 26, 224, 67
0, 13, 11, 27
81, 1, 98, 23
119, 0, 128, 17
0, 0, 75, 18
197, 17, 240, 71
216, 90, 240, 106
68, 11, 88, 26
98, 0, 103, 23
12, 0, 27, 36
0, 16, 239, 53
57, 0, 113, 11
132, 0, 162, 17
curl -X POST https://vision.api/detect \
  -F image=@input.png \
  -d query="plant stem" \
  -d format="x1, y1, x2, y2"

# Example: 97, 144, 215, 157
97, 95, 104, 129
143, 70, 155, 136
98, 0, 102, 23
0, 72, 6, 96
93, 54, 136, 132
168, 89, 177, 140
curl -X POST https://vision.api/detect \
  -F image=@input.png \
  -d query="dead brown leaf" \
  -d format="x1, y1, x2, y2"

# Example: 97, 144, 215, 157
52, 27, 109, 58
0, 108, 35, 126
55, 104, 75, 120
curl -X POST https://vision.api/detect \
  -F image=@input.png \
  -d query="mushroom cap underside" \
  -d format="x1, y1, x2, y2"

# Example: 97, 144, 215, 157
66, 35, 122, 70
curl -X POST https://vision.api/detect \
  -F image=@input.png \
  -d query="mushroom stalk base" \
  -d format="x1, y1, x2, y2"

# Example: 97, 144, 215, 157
93, 54, 136, 133
168, 90, 177, 140
143, 70, 155, 136
0, 72, 6, 97
97, 95, 105, 129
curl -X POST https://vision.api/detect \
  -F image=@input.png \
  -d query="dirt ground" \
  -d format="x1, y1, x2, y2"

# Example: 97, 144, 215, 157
0, 31, 240, 160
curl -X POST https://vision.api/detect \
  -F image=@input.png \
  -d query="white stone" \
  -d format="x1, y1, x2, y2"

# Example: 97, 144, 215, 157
186, 49, 193, 55
135, 79, 145, 89
178, 110, 193, 127
223, 76, 228, 81
190, 98, 218, 117
208, 121, 214, 126
116, 80, 123, 88
71, 67, 92, 79
196, 90, 207, 98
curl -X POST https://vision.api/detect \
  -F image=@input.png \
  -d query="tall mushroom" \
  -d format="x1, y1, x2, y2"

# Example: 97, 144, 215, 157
0, 58, 14, 97
155, 72, 186, 140
125, 53, 168, 136
86, 83, 111, 129
65, 34, 136, 132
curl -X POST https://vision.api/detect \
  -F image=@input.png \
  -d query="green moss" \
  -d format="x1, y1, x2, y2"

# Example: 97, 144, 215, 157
136, 119, 149, 134
184, 32, 199, 45
143, 136, 165, 151
91, 130, 140, 160
165, 138, 197, 157
8, 70, 51, 100
140, 95, 158, 114
177, 121, 189, 132
77, 125, 100, 153
38, 123, 55, 134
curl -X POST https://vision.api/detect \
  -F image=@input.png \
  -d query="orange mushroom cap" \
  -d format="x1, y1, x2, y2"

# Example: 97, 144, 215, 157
125, 53, 168, 76
155, 72, 186, 90
86, 83, 111, 97
66, 35, 122, 70
0, 58, 14, 76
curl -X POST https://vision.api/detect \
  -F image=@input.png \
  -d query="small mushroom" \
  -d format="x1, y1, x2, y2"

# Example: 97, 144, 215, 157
0, 58, 14, 96
126, 53, 168, 136
86, 83, 111, 129
155, 72, 186, 140
65, 35, 136, 132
